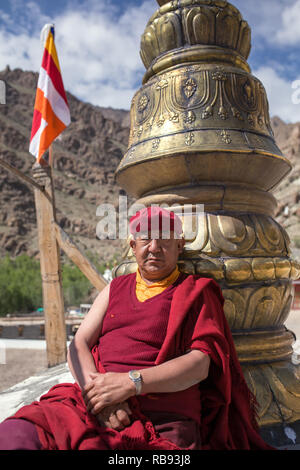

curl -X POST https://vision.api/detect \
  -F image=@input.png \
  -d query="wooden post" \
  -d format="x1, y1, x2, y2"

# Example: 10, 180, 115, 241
32, 162, 67, 367
54, 222, 108, 291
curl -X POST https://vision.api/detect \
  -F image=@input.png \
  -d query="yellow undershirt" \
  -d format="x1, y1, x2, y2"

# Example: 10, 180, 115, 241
135, 266, 181, 302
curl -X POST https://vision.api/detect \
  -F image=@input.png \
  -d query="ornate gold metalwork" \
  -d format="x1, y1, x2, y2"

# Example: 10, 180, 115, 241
117, 62, 291, 197
114, 0, 300, 427
243, 362, 300, 427
141, 1, 251, 81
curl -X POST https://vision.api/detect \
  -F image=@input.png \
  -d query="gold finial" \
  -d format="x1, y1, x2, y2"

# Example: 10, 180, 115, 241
156, 0, 169, 5
141, 1, 251, 82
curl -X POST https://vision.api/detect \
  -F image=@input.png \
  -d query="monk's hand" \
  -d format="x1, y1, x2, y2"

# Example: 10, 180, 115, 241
82, 372, 136, 415
95, 401, 133, 430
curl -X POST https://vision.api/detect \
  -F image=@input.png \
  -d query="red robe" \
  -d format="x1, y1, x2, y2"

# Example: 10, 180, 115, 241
9, 276, 273, 450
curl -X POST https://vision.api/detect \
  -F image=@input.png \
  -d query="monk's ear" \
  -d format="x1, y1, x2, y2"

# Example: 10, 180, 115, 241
130, 238, 136, 254
178, 238, 185, 253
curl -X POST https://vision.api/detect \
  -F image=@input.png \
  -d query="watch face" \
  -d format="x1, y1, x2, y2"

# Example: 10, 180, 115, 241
130, 370, 140, 380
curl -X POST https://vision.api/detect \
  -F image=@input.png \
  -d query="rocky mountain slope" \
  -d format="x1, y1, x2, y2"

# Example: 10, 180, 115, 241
0, 67, 131, 266
271, 116, 300, 259
0, 68, 299, 266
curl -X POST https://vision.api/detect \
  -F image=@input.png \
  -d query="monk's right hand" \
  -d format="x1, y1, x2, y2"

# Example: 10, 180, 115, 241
95, 401, 132, 431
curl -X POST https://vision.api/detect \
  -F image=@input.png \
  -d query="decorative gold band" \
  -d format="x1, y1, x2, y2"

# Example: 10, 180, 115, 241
233, 327, 295, 364
143, 45, 251, 84
136, 185, 278, 216
115, 258, 300, 284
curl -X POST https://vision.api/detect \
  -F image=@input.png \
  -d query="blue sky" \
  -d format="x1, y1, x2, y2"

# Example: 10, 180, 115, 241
0, 0, 299, 122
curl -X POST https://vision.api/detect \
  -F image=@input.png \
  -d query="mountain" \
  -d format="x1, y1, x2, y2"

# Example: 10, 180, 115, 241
0, 68, 299, 265
0, 67, 131, 265
271, 116, 300, 259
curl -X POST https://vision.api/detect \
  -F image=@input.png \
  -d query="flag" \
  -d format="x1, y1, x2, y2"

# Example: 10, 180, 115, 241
29, 24, 70, 163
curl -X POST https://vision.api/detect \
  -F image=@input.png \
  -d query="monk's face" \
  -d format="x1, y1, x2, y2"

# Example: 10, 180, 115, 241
130, 231, 185, 282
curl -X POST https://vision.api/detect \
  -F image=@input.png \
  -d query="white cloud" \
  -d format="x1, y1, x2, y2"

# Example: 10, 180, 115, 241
0, 0, 299, 122
232, 0, 294, 43
254, 66, 300, 123
0, 0, 155, 109
275, 0, 300, 44
71, 80, 138, 109
0, 30, 41, 71
52, 0, 155, 108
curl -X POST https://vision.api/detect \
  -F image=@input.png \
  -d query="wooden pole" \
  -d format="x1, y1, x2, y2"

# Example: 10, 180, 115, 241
32, 161, 67, 367
49, 144, 53, 169
54, 222, 108, 291
0, 157, 52, 203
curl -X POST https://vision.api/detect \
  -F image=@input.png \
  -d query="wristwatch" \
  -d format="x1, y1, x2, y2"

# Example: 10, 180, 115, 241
128, 370, 142, 395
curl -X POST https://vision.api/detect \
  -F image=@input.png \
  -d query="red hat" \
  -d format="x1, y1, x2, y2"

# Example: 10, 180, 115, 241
129, 206, 182, 238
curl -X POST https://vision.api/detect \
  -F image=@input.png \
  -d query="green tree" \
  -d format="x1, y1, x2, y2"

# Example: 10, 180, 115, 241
0, 254, 42, 316
0, 252, 121, 316
61, 263, 92, 307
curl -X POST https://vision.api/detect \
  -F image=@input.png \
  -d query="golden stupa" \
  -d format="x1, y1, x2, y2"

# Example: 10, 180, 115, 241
115, 0, 300, 432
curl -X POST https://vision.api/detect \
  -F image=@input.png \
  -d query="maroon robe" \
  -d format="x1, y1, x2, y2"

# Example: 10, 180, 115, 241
4, 275, 273, 450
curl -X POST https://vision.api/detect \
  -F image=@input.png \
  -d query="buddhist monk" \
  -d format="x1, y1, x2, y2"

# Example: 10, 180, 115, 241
0, 207, 273, 450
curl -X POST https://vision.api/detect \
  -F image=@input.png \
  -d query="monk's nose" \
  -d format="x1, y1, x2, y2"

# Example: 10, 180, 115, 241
148, 238, 161, 252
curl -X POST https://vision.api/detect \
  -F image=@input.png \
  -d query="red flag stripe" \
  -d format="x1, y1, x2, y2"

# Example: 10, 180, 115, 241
30, 109, 42, 141
42, 48, 68, 106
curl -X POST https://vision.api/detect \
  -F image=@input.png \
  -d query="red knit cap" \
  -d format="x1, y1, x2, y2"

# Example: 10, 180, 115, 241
129, 207, 182, 238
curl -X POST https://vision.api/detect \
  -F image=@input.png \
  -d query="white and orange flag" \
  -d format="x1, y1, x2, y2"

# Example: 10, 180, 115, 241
29, 24, 70, 164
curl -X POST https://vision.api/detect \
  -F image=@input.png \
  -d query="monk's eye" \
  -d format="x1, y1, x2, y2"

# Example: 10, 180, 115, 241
138, 238, 151, 244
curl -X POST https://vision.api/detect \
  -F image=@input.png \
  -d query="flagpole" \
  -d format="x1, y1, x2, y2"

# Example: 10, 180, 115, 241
49, 144, 53, 168
29, 23, 70, 367
48, 145, 58, 223
32, 162, 66, 367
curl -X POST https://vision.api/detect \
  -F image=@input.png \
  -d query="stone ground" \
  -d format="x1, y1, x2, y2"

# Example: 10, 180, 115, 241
0, 348, 48, 392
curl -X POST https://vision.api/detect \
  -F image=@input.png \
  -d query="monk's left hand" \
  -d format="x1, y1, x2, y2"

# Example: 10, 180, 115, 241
82, 372, 136, 415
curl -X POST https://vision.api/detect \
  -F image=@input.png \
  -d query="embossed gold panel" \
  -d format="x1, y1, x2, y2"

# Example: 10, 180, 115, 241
116, 64, 292, 197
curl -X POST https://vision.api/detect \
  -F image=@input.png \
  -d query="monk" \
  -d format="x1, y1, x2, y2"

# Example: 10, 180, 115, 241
0, 207, 273, 450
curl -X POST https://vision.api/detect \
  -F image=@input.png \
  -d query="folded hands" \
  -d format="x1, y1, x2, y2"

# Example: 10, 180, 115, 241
81, 371, 136, 430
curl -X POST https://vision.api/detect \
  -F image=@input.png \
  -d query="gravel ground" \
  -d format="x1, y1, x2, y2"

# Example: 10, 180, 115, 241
0, 348, 48, 392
